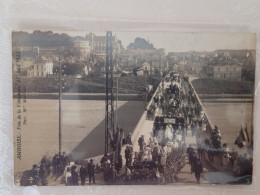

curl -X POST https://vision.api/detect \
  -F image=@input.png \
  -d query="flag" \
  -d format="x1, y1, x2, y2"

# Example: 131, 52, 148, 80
234, 127, 246, 148
244, 125, 250, 145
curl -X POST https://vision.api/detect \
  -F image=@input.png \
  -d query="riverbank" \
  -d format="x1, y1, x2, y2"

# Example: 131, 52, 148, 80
200, 98, 252, 103
13, 92, 145, 101
13, 76, 162, 94
191, 77, 254, 94
198, 94, 253, 99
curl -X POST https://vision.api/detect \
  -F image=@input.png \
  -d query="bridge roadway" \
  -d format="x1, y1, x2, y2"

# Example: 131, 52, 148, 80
128, 78, 232, 185
125, 79, 208, 185
120, 78, 227, 185
50, 77, 233, 185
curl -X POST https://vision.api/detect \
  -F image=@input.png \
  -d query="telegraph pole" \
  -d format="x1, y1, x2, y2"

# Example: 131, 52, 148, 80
105, 31, 115, 155
58, 53, 62, 155
115, 73, 118, 126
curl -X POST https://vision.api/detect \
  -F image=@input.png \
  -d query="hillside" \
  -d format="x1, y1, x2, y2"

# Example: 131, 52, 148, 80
13, 76, 162, 94
191, 77, 254, 94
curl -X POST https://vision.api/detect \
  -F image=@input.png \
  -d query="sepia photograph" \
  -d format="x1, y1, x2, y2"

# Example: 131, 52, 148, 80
13, 31, 255, 186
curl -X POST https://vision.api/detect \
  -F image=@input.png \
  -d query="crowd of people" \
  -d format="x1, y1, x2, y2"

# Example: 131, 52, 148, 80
120, 75, 195, 184
64, 159, 97, 186
123, 134, 186, 184
144, 73, 252, 183
52, 152, 70, 176
20, 152, 70, 186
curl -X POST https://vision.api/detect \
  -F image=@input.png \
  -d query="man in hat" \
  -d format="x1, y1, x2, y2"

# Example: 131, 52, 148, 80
31, 164, 39, 185
52, 153, 59, 176
39, 161, 48, 186
194, 159, 203, 183
87, 159, 96, 185
125, 133, 132, 145
125, 145, 131, 167
60, 152, 70, 174
186, 144, 194, 164
80, 164, 88, 186
71, 165, 78, 185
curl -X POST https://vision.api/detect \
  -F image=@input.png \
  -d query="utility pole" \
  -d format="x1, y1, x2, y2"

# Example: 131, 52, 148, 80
105, 31, 115, 155
58, 53, 62, 155
115, 72, 119, 126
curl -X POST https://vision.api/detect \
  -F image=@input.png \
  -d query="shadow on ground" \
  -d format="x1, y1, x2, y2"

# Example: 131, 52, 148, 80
69, 101, 145, 161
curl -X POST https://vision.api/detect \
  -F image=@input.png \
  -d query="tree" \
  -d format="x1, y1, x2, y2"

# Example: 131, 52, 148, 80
12, 31, 74, 47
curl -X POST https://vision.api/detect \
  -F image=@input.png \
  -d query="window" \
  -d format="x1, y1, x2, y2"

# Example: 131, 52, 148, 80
220, 67, 226, 71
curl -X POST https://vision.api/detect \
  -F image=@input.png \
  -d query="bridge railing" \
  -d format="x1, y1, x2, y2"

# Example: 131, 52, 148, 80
146, 82, 162, 110
131, 80, 163, 145
187, 78, 214, 134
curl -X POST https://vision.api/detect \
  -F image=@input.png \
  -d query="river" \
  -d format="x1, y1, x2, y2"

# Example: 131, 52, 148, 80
14, 98, 253, 172
13, 99, 145, 172
202, 98, 253, 150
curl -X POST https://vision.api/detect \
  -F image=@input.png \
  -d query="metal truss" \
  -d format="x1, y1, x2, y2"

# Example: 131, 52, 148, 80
105, 31, 115, 154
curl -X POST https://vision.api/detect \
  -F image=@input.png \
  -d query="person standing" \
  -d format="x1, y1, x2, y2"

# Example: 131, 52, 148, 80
191, 122, 195, 137
31, 164, 39, 185
125, 133, 132, 145
52, 154, 59, 176
87, 159, 96, 185
190, 152, 197, 174
39, 162, 48, 186
71, 165, 78, 186
194, 160, 203, 183
125, 145, 131, 167
79, 164, 87, 186
65, 167, 72, 186
115, 154, 122, 174
186, 144, 194, 164
60, 152, 70, 174
138, 135, 145, 151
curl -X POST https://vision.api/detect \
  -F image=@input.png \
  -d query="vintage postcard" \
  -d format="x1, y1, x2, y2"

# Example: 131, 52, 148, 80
13, 31, 255, 186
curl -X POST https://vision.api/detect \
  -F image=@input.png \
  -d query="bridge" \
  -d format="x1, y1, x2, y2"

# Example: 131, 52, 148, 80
65, 73, 229, 185
73, 72, 239, 185
18, 72, 253, 186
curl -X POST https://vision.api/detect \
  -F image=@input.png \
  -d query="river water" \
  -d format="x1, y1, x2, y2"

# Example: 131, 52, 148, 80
202, 98, 253, 150
14, 98, 253, 172
13, 99, 145, 172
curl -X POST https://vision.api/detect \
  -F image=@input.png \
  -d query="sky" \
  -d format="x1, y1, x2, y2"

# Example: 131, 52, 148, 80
31, 30, 256, 53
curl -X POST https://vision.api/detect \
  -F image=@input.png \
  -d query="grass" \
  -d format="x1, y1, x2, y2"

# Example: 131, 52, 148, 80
191, 77, 254, 94
13, 75, 162, 94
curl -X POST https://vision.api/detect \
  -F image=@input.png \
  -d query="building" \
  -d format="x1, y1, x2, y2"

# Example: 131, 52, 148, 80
73, 39, 90, 60
120, 48, 166, 70
86, 33, 121, 58
213, 65, 242, 80
27, 59, 53, 77
133, 62, 153, 76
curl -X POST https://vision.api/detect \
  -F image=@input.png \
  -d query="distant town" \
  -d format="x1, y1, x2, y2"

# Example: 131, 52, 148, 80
12, 31, 256, 94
